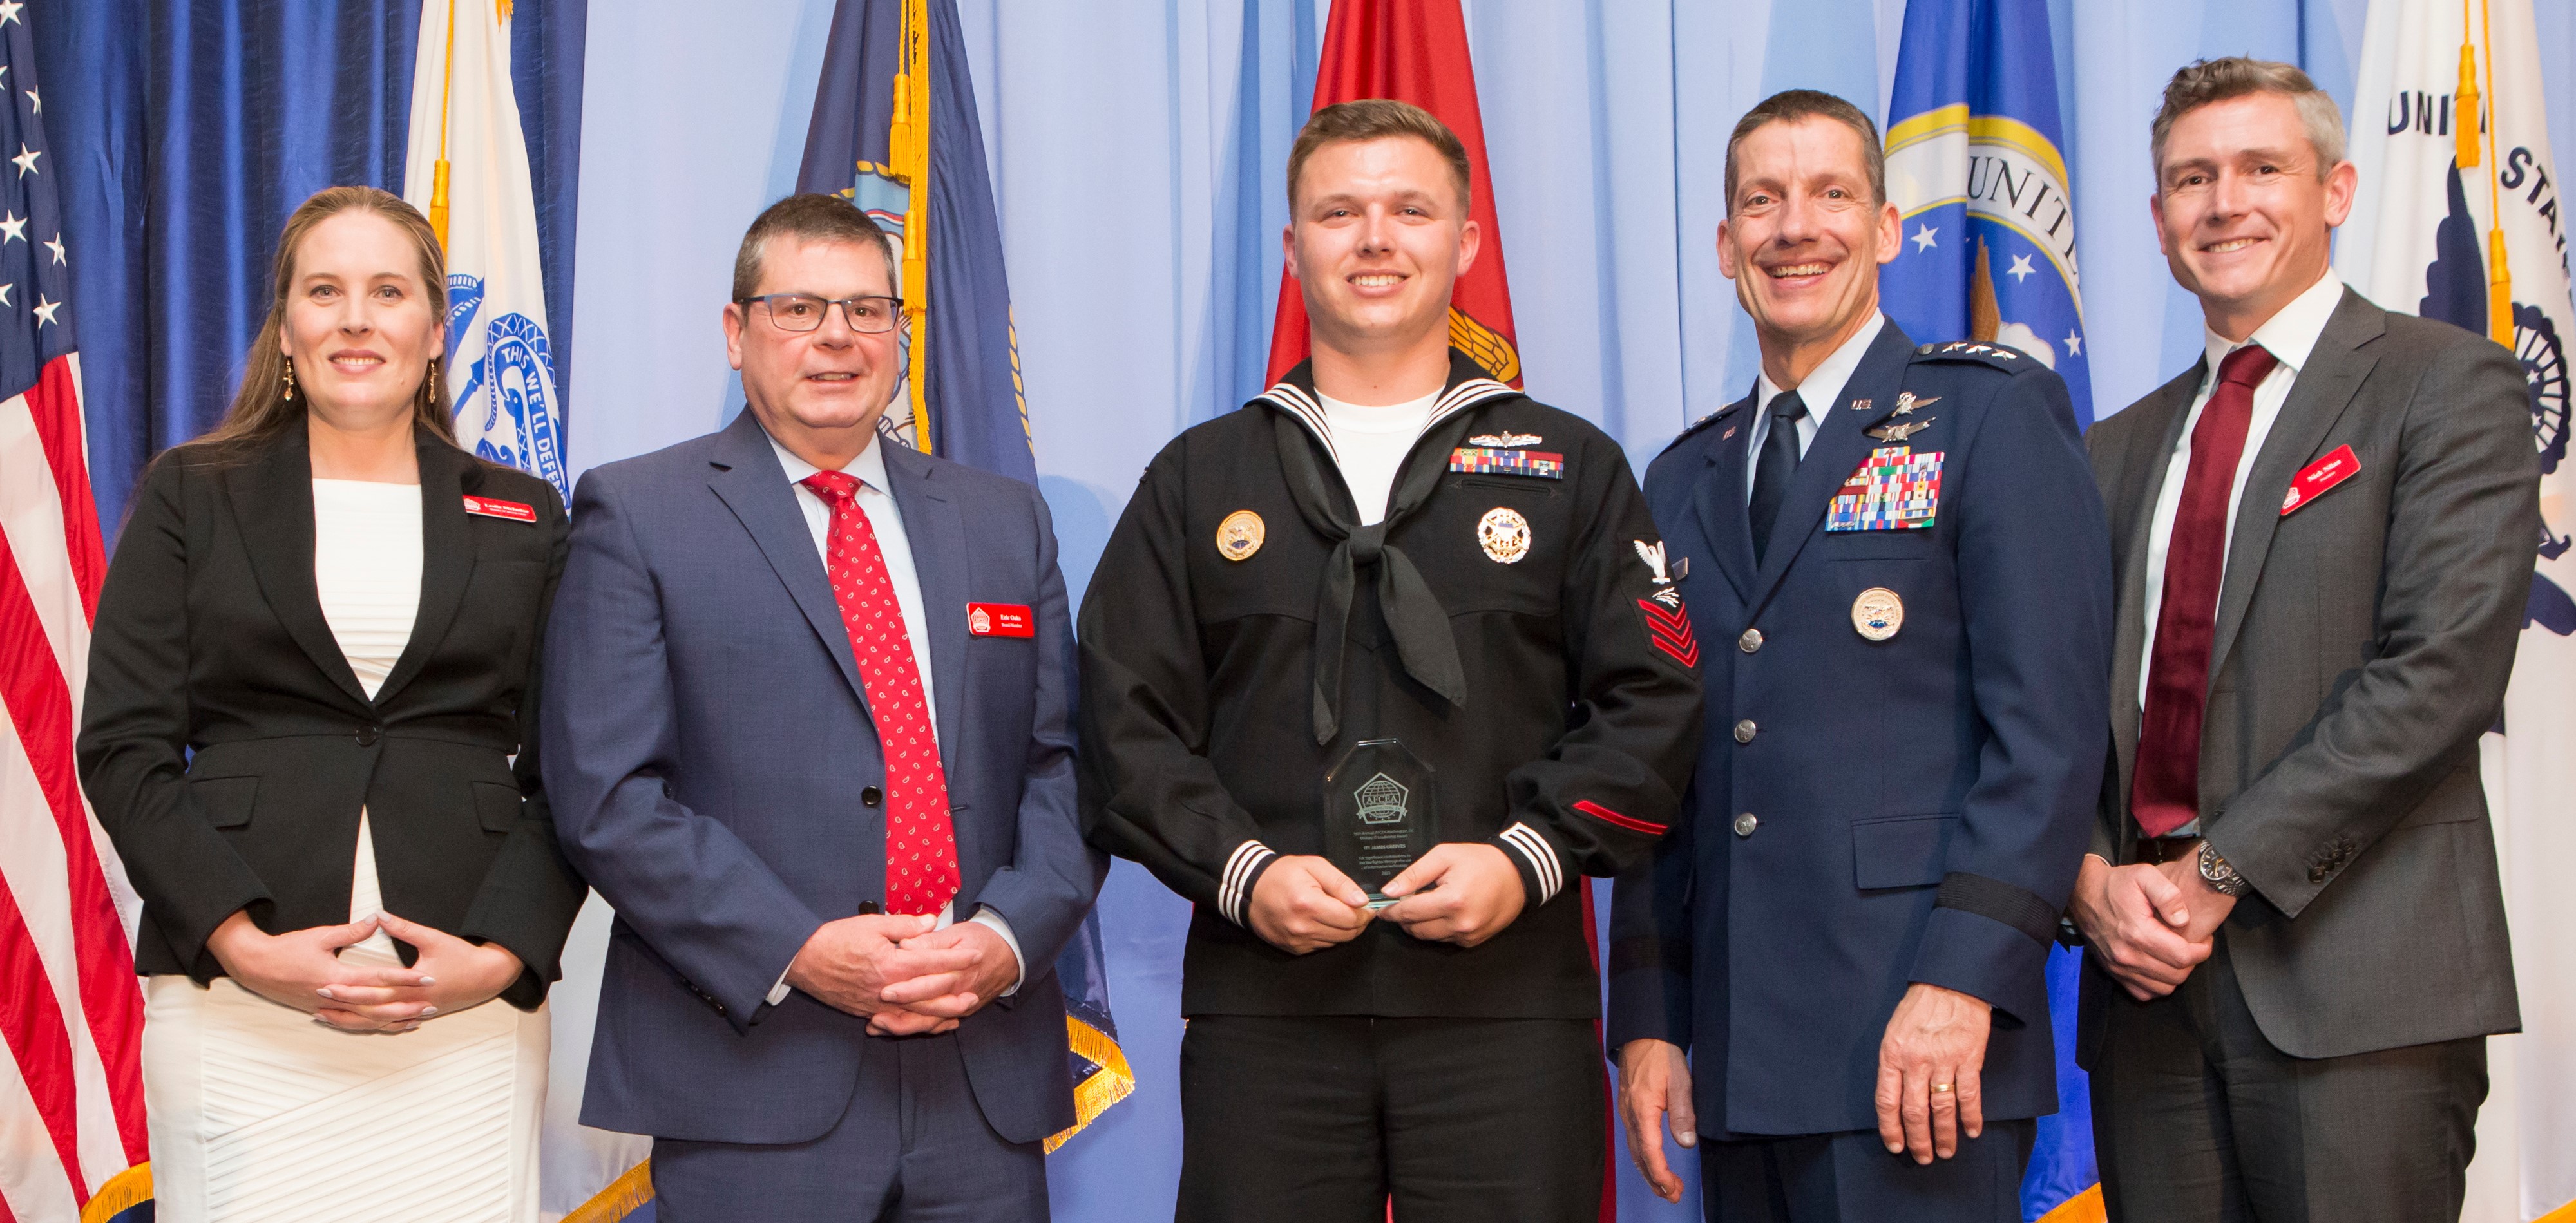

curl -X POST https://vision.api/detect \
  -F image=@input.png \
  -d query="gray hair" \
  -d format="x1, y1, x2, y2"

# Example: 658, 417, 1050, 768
2150, 57, 2347, 182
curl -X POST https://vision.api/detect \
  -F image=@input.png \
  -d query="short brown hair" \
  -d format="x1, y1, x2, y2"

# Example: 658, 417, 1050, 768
732, 193, 897, 299
193, 186, 455, 455
2150, 57, 2346, 182
1724, 90, 1885, 214
1286, 99, 1473, 211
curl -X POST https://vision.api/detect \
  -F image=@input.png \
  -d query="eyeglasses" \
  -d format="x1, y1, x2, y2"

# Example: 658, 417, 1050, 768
736, 293, 904, 334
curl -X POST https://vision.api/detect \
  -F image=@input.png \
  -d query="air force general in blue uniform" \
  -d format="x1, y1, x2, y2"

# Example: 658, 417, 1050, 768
1607, 90, 2113, 1223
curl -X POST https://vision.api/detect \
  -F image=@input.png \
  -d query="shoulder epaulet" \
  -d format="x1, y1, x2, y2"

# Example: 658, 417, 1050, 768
1669, 404, 1741, 447
1909, 340, 2041, 373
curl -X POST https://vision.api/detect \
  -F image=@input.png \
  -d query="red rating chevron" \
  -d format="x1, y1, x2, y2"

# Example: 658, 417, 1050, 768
1638, 598, 1699, 668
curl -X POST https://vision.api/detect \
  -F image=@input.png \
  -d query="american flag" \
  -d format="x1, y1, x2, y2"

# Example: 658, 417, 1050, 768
0, 2, 151, 1219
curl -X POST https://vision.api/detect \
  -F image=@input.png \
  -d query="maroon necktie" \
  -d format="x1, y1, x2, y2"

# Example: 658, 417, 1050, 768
2132, 343, 2279, 838
801, 471, 960, 916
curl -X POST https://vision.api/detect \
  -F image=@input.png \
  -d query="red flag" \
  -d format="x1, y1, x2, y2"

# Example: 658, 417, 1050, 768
1264, 0, 1523, 388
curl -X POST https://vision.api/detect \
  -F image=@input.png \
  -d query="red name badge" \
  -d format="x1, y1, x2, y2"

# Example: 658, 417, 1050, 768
966, 603, 1035, 638
462, 495, 537, 523
2278, 445, 2360, 517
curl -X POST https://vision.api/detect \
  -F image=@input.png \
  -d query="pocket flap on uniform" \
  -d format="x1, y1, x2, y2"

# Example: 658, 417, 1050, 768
190, 775, 258, 828
1852, 813, 1958, 890
472, 781, 526, 833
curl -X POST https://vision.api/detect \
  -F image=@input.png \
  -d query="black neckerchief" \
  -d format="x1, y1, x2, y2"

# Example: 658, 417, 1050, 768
1253, 352, 1518, 743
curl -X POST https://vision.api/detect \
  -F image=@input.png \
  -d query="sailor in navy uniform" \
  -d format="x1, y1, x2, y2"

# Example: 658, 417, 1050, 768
1606, 90, 2113, 1222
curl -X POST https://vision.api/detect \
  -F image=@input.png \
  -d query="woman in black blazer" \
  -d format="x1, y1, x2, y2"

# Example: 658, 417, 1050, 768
77, 187, 582, 1220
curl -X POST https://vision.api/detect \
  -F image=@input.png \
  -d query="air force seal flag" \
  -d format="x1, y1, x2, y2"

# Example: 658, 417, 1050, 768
1880, 0, 2094, 428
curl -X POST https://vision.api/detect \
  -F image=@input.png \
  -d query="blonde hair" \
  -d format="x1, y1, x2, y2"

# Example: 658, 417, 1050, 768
191, 186, 455, 454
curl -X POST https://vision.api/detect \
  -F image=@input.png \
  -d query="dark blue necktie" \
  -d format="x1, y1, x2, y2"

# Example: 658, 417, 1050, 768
1748, 389, 1808, 565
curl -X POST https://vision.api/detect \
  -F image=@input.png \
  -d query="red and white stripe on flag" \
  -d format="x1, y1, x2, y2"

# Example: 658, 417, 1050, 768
0, 352, 149, 1221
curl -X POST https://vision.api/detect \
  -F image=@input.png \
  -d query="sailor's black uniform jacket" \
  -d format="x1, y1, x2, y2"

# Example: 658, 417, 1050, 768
1079, 353, 1703, 1018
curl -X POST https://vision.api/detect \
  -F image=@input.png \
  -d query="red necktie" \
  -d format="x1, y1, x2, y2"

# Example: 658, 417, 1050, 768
801, 471, 960, 916
2132, 343, 2279, 839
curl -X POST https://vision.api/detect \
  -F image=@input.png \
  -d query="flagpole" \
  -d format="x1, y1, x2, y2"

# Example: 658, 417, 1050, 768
430, 0, 458, 250
892, 0, 933, 453
2477, 0, 2512, 345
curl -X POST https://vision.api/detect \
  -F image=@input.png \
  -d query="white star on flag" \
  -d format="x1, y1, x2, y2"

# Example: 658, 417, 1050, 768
2006, 253, 2035, 282
0, 283, 16, 306
23, 89, 35, 115
10, 144, 36, 177
0, 3, 24, 28
0, 211, 24, 243
43, 232, 60, 265
2064, 331, 2081, 356
1911, 224, 1938, 252
33, 294, 59, 325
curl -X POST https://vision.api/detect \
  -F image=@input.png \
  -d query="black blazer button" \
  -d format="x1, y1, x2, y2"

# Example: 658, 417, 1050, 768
861, 786, 883, 808
356, 724, 380, 747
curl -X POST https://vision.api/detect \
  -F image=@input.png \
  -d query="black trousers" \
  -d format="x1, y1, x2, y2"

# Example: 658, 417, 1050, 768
1176, 1015, 1607, 1223
1697, 1121, 2036, 1222
2091, 937, 2488, 1223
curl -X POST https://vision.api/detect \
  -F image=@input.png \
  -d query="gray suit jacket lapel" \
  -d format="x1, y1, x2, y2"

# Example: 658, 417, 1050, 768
2206, 290, 2385, 687
705, 412, 873, 719
882, 441, 969, 761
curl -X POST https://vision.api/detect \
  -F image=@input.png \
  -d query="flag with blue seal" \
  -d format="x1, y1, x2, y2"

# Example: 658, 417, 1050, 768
1881, 0, 2095, 428
798, 0, 1129, 1155
404, 0, 568, 499
1884, 9, 2104, 1218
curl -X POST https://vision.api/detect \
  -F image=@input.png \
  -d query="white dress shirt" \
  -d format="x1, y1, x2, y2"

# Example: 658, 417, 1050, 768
765, 428, 1022, 1003
1746, 312, 1886, 500
2137, 270, 2347, 705
1317, 388, 1440, 525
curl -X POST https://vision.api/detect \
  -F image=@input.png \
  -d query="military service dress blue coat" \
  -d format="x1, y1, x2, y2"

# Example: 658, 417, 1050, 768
1607, 319, 2114, 1139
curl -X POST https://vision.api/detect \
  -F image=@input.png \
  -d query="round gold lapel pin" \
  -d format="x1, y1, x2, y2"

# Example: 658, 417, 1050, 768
1478, 507, 1532, 564
1852, 587, 1904, 641
1216, 509, 1266, 562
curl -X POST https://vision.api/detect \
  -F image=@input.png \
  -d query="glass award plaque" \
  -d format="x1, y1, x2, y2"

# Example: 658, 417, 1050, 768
1323, 738, 1438, 909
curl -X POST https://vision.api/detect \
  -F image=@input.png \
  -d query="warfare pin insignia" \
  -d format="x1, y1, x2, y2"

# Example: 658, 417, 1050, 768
1478, 507, 1532, 564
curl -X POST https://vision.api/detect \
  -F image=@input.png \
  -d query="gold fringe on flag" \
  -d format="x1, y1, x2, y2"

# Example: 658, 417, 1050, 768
2476, 0, 2512, 345
78, 1162, 152, 1223
1042, 1015, 1137, 1154
561, 1159, 655, 1223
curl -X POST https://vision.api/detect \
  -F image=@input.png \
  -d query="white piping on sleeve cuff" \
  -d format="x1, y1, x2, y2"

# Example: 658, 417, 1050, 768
1500, 822, 1564, 904
1219, 840, 1278, 927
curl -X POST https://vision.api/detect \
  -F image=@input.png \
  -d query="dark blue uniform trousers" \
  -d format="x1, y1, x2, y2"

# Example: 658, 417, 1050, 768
1698, 1119, 2034, 1222
651, 1029, 1047, 1222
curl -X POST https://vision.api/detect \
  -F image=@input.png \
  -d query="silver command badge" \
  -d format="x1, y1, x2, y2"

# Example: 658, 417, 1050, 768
1851, 587, 1904, 641
1216, 509, 1265, 562
1477, 507, 1532, 564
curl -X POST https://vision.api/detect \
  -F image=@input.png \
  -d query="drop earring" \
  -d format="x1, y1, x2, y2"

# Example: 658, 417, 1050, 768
280, 358, 296, 401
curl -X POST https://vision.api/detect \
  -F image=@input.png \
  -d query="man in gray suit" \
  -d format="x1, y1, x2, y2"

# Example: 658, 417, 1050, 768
2070, 57, 2538, 1222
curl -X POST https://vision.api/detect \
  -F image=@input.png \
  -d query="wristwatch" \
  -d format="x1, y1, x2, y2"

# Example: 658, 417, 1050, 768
2197, 839, 2249, 897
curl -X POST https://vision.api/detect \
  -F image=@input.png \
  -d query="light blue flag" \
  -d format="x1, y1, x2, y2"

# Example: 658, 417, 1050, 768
1882, 0, 2094, 428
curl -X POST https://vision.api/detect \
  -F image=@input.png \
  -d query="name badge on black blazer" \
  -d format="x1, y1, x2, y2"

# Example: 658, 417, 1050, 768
462, 495, 537, 523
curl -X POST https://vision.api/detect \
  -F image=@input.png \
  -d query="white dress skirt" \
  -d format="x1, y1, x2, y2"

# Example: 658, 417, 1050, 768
142, 479, 549, 1223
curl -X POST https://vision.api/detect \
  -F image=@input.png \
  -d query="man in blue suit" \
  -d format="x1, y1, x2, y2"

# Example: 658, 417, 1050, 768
1607, 90, 2113, 1222
543, 194, 1092, 1220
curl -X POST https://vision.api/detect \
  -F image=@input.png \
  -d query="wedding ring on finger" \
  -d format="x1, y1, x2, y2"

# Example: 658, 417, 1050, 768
1931, 1083, 1954, 1094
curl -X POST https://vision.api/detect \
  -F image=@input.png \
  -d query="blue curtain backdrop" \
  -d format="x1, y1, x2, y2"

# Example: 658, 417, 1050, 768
569, 3, 2576, 1219
35, 0, 586, 537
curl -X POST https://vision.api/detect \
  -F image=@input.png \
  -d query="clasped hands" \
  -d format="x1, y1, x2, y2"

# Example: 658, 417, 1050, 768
205, 909, 525, 1032
1245, 844, 1524, 954
785, 913, 1020, 1036
2068, 849, 2236, 1001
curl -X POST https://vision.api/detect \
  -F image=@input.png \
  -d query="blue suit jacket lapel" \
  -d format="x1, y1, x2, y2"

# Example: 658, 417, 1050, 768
1691, 395, 1759, 603
881, 441, 969, 761
705, 412, 873, 720
1750, 322, 1919, 609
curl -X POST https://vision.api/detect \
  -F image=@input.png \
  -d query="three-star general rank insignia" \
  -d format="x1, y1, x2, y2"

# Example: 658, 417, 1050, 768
1450, 446, 1565, 479
1825, 446, 1943, 531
